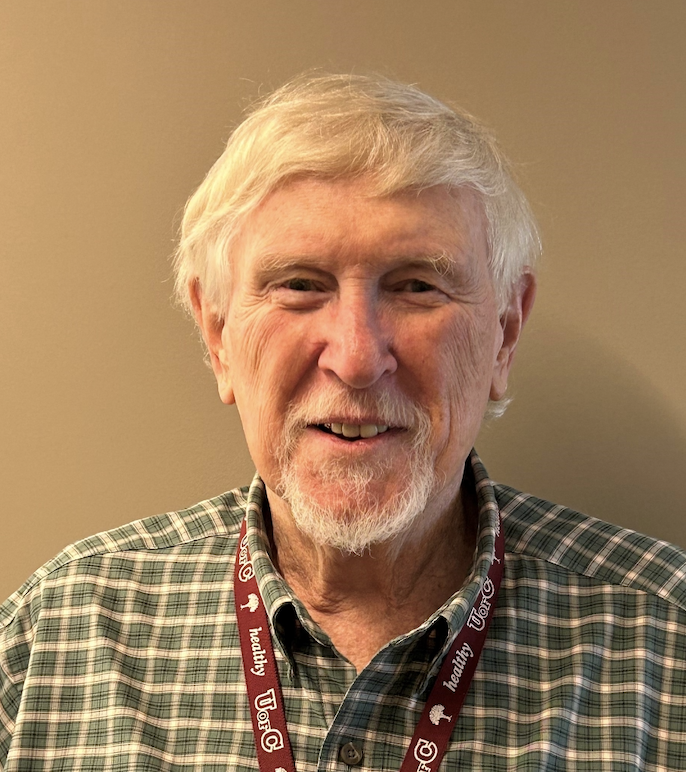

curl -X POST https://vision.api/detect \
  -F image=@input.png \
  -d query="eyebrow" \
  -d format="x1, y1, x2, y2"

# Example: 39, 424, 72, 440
423, 250, 466, 280
253, 250, 469, 282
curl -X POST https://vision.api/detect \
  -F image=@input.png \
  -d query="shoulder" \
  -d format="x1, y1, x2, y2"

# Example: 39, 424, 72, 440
0, 486, 250, 631
495, 483, 686, 613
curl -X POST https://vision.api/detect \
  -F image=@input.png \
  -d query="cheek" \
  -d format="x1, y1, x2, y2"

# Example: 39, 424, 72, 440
228, 305, 275, 381
447, 314, 497, 389
425, 309, 499, 420
227, 310, 279, 429
227, 307, 313, 437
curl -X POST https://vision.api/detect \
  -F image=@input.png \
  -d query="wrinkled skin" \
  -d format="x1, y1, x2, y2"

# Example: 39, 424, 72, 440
193, 177, 535, 542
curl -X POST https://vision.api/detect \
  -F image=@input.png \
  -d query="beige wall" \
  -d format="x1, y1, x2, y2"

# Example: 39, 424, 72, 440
2, 1, 685, 600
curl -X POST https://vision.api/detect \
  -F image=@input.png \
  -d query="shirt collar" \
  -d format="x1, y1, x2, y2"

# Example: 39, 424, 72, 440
243, 450, 501, 680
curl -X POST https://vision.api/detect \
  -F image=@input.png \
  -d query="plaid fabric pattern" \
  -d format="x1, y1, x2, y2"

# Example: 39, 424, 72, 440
2, 452, 686, 771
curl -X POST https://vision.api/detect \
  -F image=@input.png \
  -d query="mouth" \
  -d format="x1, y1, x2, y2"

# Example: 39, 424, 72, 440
314, 422, 391, 441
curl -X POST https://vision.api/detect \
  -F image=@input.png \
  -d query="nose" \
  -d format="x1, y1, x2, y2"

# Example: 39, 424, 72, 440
317, 291, 398, 389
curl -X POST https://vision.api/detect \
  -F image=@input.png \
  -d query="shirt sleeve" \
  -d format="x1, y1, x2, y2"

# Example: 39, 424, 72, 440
0, 587, 39, 768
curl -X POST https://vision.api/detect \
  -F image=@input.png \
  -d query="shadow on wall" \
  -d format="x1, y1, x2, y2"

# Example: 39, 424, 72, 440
477, 317, 686, 548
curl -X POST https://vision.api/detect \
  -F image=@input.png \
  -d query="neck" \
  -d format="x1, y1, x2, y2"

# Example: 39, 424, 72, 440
264, 479, 478, 671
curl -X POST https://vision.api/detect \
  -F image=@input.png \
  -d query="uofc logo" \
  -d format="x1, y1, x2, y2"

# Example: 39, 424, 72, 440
466, 577, 495, 632
413, 738, 438, 772
254, 689, 285, 753
237, 534, 255, 582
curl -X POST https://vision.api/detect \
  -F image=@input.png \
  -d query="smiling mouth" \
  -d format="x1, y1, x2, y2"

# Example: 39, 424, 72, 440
316, 422, 390, 441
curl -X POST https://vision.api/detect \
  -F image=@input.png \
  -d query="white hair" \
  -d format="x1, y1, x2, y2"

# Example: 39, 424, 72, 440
173, 73, 540, 419
173, 73, 540, 319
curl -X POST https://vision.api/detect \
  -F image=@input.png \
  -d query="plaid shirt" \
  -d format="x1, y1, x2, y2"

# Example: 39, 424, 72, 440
2, 452, 686, 771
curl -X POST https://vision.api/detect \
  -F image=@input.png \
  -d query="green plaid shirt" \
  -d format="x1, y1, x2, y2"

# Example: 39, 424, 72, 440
2, 452, 686, 771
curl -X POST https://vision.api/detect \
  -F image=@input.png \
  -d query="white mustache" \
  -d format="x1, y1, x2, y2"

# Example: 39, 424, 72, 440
283, 389, 427, 432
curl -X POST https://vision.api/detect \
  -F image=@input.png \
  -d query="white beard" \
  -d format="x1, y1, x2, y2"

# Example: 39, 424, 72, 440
274, 390, 437, 555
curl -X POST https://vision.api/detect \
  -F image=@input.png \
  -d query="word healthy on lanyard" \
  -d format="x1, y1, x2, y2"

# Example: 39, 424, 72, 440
234, 516, 504, 772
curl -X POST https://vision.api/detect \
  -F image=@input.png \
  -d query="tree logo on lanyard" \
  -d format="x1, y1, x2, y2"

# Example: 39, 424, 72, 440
429, 704, 452, 725
241, 593, 260, 612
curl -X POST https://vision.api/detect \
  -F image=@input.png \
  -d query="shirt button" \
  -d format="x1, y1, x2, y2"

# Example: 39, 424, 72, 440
339, 741, 364, 766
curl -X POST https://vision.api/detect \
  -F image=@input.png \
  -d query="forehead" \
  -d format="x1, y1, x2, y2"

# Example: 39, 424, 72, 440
232, 177, 488, 274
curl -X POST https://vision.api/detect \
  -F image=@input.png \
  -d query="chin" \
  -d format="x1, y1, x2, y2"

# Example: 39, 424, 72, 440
277, 459, 437, 555
272, 391, 439, 553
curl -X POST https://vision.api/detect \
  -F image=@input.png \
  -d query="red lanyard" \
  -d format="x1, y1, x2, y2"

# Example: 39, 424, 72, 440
234, 515, 504, 772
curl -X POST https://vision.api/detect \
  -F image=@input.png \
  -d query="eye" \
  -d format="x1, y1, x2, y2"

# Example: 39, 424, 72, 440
271, 275, 329, 309
387, 275, 450, 307
407, 279, 435, 293
396, 279, 437, 293
284, 278, 318, 292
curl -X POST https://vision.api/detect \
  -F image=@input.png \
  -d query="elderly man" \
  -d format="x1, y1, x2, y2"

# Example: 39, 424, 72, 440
2, 75, 685, 771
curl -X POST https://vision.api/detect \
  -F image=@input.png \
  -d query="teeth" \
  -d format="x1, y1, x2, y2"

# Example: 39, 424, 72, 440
324, 423, 389, 438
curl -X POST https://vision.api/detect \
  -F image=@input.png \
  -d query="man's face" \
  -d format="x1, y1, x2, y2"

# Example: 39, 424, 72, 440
198, 177, 529, 548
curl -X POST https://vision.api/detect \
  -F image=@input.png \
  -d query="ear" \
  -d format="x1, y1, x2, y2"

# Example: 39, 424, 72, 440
490, 272, 537, 401
189, 280, 235, 405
